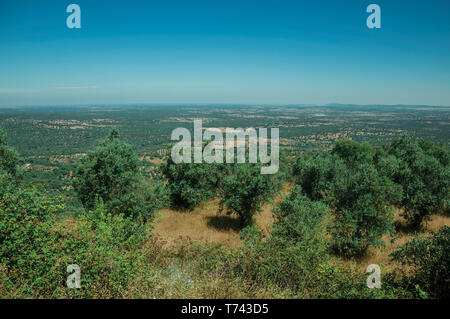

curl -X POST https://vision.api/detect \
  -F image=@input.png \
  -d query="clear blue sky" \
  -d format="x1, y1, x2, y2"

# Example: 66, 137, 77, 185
0, 0, 449, 106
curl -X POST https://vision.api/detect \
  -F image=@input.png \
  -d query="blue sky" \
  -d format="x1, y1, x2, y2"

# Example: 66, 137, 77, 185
0, 0, 449, 106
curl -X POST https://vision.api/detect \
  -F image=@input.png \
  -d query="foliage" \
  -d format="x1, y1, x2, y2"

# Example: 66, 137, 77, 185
390, 226, 450, 298
0, 189, 149, 298
294, 140, 402, 257
235, 187, 410, 298
161, 146, 229, 210
293, 152, 344, 201
58, 202, 149, 298
246, 187, 329, 291
73, 130, 163, 221
162, 144, 285, 227
0, 127, 19, 177
219, 162, 278, 227
315, 263, 411, 299
329, 162, 401, 257
0, 176, 65, 297
331, 139, 375, 166
387, 136, 449, 228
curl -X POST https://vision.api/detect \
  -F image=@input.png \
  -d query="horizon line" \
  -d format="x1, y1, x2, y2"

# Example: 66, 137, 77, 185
1, 102, 450, 108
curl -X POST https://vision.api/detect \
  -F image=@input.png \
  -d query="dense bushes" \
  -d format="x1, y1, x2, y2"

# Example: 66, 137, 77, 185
0, 128, 19, 178
220, 162, 280, 226
331, 139, 374, 166
329, 161, 401, 257
0, 128, 160, 297
0, 178, 65, 297
161, 147, 228, 210
391, 226, 450, 298
243, 187, 329, 291
293, 137, 449, 257
387, 136, 449, 227
0, 129, 63, 296
57, 203, 149, 298
294, 140, 401, 257
162, 148, 285, 226
0, 180, 150, 298
73, 130, 165, 222
228, 187, 409, 298
293, 152, 343, 201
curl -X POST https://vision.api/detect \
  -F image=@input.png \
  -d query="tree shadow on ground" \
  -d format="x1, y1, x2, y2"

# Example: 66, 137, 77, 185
206, 215, 242, 232
394, 220, 422, 235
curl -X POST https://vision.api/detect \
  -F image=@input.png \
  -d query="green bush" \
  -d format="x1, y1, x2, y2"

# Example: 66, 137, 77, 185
161, 145, 229, 210
162, 144, 286, 216
0, 128, 19, 177
220, 162, 279, 227
331, 139, 374, 166
58, 202, 149, 298
293, 152, 344, 201
315, 263, 411, 299
238, 187, 328, 292
73, 130, 163, 221
391, 226, 449, 298
387, 136, 449, 227
0, 177, 65, 297
329, 161, 401, 257
294, 140, 402, 257
0, 189, 149, 298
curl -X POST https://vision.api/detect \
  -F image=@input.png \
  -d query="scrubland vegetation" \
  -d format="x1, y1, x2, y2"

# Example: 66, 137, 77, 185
0, 105, 449, 299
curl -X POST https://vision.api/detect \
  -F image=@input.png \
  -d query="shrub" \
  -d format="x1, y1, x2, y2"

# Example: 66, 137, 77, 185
0, 128, 19, 177
387, 136, 449, 228
0, 187, 150, 298
162, 144, 286, 214
391, 226, 450, 298
295, 140, 402, 257
0, 177, 65, 297
238, 187, 329, 293
293, 152, 344, 201
331, 139, 374, 166
58, 202, 149, 298
161, 146, 229, 210
316, 263, 411, 299
73, 130, 163, 221
219, 162, 278, 227
328, 162, 401, 257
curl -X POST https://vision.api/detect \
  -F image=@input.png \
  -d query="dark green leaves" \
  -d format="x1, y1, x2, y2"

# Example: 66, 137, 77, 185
73, 130, 164, 222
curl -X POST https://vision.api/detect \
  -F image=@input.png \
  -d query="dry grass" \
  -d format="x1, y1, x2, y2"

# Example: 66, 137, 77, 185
153, 183, 294, 248
153, 200, 243, 248
64, 185, 449, 280
254, 182, 294, 236
336, 211, 450, 273
139, 156, 164, 165
154, 190, 449, 275
423, 214, 450, 232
